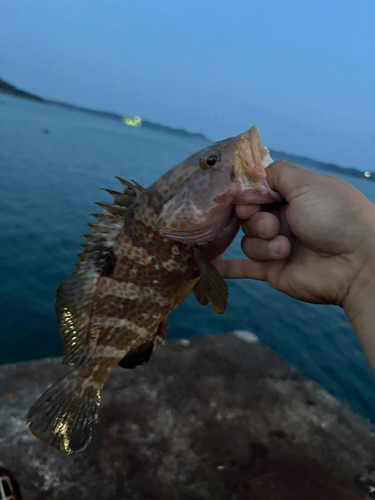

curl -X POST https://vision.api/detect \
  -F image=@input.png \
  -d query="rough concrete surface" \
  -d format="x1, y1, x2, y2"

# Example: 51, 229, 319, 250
1, 333, 375, 499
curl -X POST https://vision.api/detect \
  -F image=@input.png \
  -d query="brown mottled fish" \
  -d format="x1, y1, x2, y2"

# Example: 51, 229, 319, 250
27, 126, 279, 454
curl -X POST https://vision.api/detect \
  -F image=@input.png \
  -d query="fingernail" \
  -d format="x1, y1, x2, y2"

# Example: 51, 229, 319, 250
257, 220, 265, 238
269, 239, 280, 255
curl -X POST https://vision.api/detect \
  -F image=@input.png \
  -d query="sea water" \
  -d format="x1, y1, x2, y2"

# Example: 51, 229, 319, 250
1, 95, 375, 422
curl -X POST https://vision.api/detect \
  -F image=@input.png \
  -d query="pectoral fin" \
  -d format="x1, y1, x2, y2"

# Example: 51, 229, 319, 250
193, 248, 228, 314
193, 279, 209, 307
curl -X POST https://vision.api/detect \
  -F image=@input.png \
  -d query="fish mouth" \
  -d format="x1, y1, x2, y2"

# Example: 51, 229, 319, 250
233, 126, 269, 183
197, 207, 240, 261
232, 126, 281, 204
197, 127, 276, 259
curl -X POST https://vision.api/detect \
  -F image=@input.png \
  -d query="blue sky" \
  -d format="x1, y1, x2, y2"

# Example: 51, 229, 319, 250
1, 0, 374, 168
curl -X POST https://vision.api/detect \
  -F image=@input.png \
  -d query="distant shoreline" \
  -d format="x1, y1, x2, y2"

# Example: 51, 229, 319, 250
1, 77, 372, 182
268, 150, 374, 183
0, 77, 209, 142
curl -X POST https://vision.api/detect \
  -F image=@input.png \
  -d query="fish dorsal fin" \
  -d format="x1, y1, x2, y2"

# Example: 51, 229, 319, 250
193, 248, 228, 315
118, 318, 168, 369
97, 178, 145, 215
56, 178, 145, 365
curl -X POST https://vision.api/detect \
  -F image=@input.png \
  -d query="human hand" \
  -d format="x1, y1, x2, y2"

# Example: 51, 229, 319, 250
213, 161, 375, 309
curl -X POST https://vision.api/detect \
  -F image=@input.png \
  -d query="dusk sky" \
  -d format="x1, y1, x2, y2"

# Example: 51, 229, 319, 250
1, 0, 374, 168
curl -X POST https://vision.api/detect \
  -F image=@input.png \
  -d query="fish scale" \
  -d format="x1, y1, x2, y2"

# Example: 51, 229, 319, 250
27, 125, 279, 454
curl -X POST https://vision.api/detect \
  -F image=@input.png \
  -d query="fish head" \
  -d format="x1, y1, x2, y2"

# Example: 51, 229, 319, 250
153, 126, 280, 257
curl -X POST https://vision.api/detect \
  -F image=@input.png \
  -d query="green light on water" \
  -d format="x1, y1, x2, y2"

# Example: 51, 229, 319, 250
123, 115, 142, 127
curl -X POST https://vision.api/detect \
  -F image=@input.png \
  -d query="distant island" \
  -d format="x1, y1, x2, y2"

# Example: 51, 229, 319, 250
0, 77, 209, 142
1, 77, 372, 182
268, 150, 374, 182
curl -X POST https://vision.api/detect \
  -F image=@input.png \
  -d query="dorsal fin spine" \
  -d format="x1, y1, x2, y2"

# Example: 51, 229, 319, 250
95, 202, 128, 216
131, 180, 146, 192
101, 188, 134, 207
115, 176, 133, 189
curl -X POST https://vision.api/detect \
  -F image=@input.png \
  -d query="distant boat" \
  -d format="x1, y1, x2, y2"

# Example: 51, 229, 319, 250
123, 115, 142, 127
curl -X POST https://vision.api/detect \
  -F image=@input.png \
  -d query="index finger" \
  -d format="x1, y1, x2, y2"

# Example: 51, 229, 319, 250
211, 258, 267, 281
235, 204, 261, 220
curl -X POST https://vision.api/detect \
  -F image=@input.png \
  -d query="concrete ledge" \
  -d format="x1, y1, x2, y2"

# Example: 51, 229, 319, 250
1, 333, 375, 499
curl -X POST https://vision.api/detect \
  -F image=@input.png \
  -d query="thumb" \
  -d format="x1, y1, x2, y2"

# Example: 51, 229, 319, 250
266, 161, 313, 202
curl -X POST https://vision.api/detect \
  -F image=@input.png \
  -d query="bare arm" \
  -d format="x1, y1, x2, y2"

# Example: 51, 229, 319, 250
213, 161, 375, 373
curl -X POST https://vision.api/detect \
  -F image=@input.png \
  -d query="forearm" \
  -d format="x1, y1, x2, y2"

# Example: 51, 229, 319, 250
344, 262, 375, 375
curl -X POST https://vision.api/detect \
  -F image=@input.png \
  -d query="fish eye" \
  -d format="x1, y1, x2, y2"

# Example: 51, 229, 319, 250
200, 152, 221, 170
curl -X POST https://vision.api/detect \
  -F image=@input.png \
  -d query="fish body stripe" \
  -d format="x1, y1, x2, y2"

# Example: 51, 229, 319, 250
96, 277, 170, 307
95, 325, 137, 347
114, 238, 190, 273
112, 255, 192, 286
94, 345, 126, 358
78, 351, 129, 383
95, 316, 150, 336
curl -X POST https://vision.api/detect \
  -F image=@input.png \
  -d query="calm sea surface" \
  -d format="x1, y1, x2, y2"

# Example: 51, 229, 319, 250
1, 95, 375, 422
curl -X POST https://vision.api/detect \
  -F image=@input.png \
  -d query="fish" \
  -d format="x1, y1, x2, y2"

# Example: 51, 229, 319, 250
27, 125, 279, 454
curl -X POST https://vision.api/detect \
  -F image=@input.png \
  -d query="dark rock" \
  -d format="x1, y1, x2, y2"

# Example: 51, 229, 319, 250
0, 333, 374, 499
269, 430, 288, 440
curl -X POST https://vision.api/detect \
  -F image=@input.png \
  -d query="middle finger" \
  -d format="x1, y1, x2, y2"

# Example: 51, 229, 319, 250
242, 212, 280, 239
